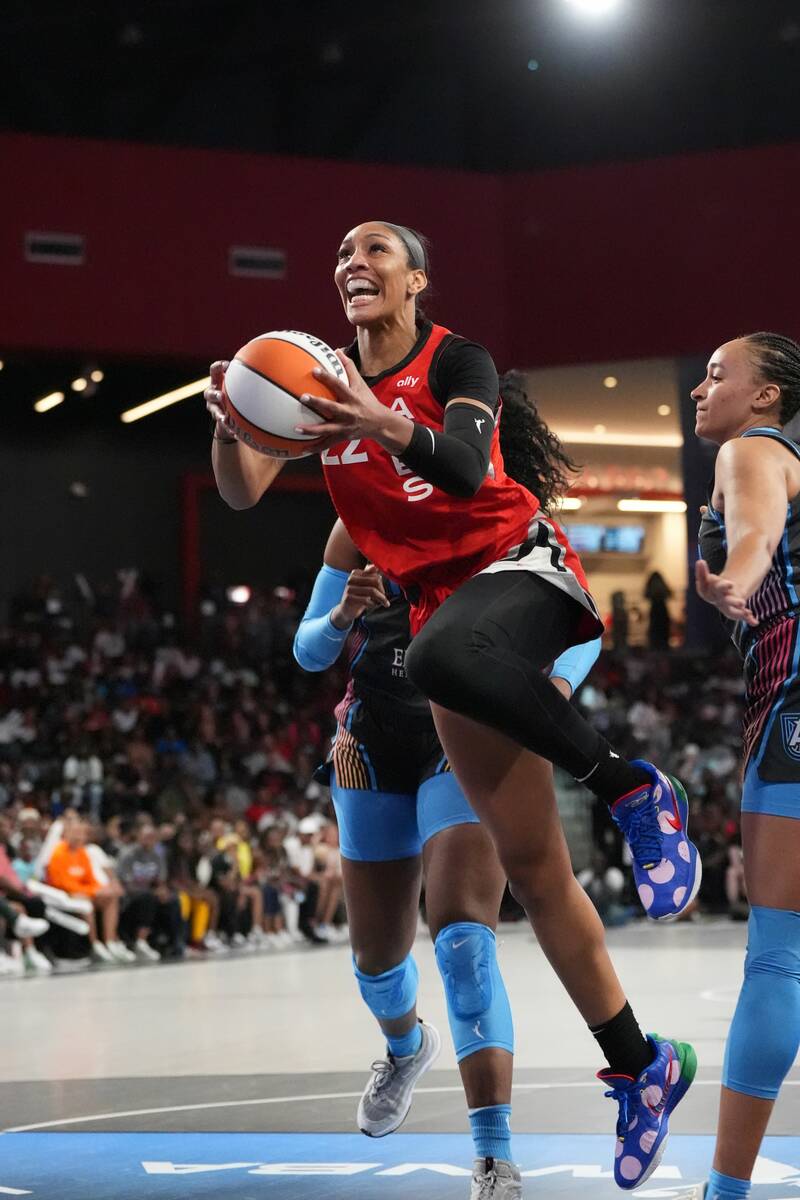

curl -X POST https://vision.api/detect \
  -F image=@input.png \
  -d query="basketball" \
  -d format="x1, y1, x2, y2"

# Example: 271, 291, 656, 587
222, 330, 347, 458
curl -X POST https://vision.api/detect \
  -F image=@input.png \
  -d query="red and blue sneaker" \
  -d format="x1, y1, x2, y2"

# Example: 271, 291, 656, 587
599, 1034, 697, 1191
611, 761, 702, 921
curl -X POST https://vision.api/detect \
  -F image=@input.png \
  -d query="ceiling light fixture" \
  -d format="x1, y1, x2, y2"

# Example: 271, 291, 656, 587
603, 375, 618, 389
617, 498, 686, 514
34, 391, 65, 413
657, 404, 671, 416
555, 430, 683, 448
90, 369, 104, 383
120, 376, 210, 424
71, 377, 88, 392
557, 497, 583, 511
566, 0, 622, 15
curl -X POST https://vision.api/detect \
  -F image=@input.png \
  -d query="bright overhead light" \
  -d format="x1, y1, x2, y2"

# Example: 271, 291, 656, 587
657, 404, 671, 416
557, 497, 583, 511
120, 376, 210, 423
0, 360, 5, 371
227, 585, 252, 605
593, 423, 607, 434
34, 391, 65, 413
567, 0, 622, 15
555, 429, 683, 448
603, 375, 618, 389
90, 369, 104, 383
71, 377, 88, 392
618, 498, 687, 514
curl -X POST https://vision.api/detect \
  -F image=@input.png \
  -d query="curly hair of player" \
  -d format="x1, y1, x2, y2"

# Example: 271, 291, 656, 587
498, 369, 579, 513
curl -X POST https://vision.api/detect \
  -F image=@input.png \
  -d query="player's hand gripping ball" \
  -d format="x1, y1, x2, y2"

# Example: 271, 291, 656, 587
221, 331, 347, 458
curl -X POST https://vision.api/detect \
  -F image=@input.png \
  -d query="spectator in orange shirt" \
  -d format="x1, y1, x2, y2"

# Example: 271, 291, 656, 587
46, 819, 128, 965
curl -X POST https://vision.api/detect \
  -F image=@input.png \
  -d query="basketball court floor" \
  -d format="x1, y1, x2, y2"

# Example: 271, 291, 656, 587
3, 920, 800, 1199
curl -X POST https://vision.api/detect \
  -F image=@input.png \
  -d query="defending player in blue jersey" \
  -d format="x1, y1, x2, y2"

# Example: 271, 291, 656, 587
294, 373, 696, 1199
678, 332, 800, 1200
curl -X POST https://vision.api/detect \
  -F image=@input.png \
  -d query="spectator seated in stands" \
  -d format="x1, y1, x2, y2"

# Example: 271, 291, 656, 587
165, 825, 222, 952
45, 816, 131, 965
117, 822, 184, 961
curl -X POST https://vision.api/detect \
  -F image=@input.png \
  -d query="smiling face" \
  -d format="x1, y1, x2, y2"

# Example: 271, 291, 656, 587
691, 338, 781, 444
334, 222, 427, 328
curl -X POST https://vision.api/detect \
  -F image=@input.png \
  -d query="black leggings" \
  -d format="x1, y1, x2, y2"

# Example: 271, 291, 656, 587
405, 571, 618, 783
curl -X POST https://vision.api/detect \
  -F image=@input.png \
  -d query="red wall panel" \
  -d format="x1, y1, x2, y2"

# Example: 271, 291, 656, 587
505, 144, 800, 365
1, 134, 507, 364
3, 133, 799, 369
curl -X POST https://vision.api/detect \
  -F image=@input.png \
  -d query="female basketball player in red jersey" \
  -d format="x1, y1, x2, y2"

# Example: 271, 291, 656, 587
209, 222, 698, 1188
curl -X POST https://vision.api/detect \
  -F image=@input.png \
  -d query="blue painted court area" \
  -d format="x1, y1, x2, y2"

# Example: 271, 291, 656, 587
4, 1133, 800, 1199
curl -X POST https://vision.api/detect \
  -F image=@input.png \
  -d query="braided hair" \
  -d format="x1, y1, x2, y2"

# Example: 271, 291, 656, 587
498, 370, 578, 513
742, 332, 800, 425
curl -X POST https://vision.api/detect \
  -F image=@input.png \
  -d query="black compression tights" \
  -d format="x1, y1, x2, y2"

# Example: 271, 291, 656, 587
405, 571, 647, 803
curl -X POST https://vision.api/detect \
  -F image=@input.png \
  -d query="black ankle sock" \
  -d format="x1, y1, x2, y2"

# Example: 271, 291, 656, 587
590, 1001, 652, 1079
582, 749, 651, 809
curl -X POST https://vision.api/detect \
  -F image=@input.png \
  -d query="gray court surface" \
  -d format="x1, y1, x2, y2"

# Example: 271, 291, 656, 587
3, 920, 798, 1138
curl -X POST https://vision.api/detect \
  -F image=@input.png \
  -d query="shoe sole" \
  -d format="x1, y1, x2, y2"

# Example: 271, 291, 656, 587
650, 776, 703, 923
627, 1040, 697, 1191
358, 1022, 442, 1138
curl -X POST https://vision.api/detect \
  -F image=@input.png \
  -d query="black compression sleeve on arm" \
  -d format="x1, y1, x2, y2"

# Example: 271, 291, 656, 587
400, 402, 495, 497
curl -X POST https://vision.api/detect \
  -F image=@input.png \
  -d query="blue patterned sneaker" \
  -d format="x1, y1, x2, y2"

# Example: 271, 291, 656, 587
611, 761, 702, 921
599, 1034, 697, 1191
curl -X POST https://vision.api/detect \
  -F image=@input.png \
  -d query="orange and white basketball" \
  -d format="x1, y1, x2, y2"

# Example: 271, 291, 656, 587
222, 330, 346, 458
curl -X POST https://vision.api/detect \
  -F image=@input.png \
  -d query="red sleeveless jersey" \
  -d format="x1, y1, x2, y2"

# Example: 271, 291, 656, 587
322, 323, 587, 632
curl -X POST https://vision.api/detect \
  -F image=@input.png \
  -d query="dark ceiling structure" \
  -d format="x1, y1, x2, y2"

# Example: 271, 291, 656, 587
2, 0, 799, 172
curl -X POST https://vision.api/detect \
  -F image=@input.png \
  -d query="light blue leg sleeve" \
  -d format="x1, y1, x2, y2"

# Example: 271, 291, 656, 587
353, 953, 419, 1021
722, 905, 800, 1101
434, 922, 514, 1063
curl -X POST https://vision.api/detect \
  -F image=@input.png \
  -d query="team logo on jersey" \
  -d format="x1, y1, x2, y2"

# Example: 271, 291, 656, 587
781, 713, 800, 760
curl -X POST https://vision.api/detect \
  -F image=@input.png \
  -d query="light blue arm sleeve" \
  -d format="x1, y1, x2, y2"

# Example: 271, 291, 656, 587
549, 637, 602, 695
293, 564, 352, 672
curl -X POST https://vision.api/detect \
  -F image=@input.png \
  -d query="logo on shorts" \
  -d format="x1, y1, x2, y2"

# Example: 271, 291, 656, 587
780, 713, 800, 760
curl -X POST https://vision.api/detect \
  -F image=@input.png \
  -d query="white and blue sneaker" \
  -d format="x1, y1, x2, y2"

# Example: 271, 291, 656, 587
358, 1020, 441, 1137
470, 1158, 522, 1199
611, 761, 702, 921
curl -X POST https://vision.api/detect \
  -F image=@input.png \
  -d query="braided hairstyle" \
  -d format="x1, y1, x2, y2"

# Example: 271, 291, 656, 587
742, 332, 800, 425
498, 370, 578, 512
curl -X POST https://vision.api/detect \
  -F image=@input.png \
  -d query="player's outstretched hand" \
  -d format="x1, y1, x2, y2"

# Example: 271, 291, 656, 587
295, 351, 390, 447
206, 360, 237, 439
695, 559, 757, 626
331, 565, 390, 628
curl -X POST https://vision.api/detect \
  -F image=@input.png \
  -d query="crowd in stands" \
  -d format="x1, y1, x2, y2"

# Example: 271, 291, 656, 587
0, 570, 749, 977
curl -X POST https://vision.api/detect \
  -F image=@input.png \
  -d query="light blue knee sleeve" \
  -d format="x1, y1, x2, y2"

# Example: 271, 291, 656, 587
434, 922, 514, 1063
354, 954, 419, 1021
722, 905, 800, 1101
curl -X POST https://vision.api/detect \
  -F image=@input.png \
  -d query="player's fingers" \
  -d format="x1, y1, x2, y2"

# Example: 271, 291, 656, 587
298, 393, 346, 418
311, 366, 353, 401
209, 360, 229, 387
334, 351, 360, 387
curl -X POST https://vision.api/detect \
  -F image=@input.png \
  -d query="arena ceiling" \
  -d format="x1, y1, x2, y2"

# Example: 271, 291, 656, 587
2, 0, 799, 172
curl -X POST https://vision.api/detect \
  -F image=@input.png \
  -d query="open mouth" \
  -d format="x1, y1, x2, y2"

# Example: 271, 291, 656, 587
346, 280, 380, 305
